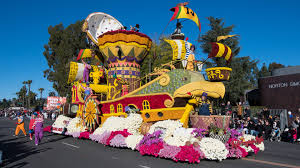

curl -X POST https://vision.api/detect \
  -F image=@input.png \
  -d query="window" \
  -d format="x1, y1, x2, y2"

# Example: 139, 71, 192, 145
110, 104, 115, 113
142, 100, 150, 110
117, 104, 123, 113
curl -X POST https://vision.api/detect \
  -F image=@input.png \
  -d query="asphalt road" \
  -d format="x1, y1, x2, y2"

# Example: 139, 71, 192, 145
0, 117, 300, 168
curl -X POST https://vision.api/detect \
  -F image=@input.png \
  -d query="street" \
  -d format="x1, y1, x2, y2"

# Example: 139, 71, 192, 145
1, 118, 300, 168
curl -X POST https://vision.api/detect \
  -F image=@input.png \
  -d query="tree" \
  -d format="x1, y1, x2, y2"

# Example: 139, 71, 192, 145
43, 21, 88, 99
38, 88, 45, 105
38, 88, 44, 99
258, 63, 270, 78
16, 85, 27, 107
140, 39, 172, 83
268, 62, 285, 75
26, 80, 32, 108
198, 17, 240, 67
49, 91, 56, 97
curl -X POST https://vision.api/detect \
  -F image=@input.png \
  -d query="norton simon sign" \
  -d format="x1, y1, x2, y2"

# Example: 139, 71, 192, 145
268, 81, 300, 89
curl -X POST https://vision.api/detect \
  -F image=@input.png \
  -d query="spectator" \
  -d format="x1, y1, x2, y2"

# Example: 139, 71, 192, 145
225, 101, 232, 116
244, 106, 251, 118
248, 120, 258, 136
264, 121, 272, 140
237, 102, 243, 120
292, 116, 299, 141
262, 107, 270, 120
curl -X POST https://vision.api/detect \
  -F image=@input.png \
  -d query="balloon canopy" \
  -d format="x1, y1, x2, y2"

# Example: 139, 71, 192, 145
82, 12, 123, 45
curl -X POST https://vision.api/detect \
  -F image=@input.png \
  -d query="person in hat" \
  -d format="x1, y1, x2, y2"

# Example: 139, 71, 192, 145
26, 111, 38, 140
197, 92, 212, 116
81, 82, 93, 101
33, 113, 44, 146
13, 112, 27, 137
82, 59, 92, 83
186, 45, 196, 71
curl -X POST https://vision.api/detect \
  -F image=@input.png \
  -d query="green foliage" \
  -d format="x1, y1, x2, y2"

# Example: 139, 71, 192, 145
49, 91, 56, 97
140, 39, 172, 83
258, 62, 285, 77
258, 63, 270, 78
43, 20, 88, 98
198, 17, 240, 67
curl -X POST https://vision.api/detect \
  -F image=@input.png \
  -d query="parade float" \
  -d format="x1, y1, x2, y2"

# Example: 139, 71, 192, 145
52, 2, 264, 163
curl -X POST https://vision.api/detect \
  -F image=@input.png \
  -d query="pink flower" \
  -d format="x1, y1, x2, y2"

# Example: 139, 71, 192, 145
175, 145, 201, 163
78, 131, 90, 139
139, 142, 164, 157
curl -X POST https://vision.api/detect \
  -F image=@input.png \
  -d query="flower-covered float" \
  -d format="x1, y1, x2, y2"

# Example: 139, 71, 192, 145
52, 3, 265, 164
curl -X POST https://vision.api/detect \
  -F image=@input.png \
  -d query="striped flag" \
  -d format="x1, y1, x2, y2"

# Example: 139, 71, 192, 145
208, 43, 233, 63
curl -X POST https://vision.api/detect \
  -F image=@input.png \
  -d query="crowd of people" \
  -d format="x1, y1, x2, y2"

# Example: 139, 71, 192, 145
223, 102, 300, 143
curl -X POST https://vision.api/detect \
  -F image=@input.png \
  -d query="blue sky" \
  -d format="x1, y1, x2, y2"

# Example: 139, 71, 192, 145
1, 0, 299, 100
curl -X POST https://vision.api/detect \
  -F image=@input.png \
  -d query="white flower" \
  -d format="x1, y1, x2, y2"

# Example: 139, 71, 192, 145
125, 134, 143, 150
93, 114, 143, 135
148, 120, 183, 139
52, 115, 72, 128
66, 117, 86, 133
164, 127, 195, 147
200, 138, 228, 161
256, 142, 265, 151
239, 134, 265, 152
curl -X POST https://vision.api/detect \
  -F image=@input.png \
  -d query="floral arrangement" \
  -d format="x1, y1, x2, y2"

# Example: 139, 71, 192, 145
158, 143, 181, 160
93, 114, 142, 136
125, 134, 143, 150
58, 114, 265, 164
43, 125, 52, 133
65, 117, 87, 136
199, 138, 228, 161
175, 145, 204, 163
110, 134, 127, 148
239, 134, 264, 153
90, 131, 111, 144
191, 128, 206, 138
225, 138, 246, 158
52, 115, 72, 129
78, 131, 90, 139
164, 127, 197, 147
106, 129, 131, 145
148, 120, 182, 139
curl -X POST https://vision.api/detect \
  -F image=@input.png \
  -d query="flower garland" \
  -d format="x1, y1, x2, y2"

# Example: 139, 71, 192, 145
199, 138, 228, 161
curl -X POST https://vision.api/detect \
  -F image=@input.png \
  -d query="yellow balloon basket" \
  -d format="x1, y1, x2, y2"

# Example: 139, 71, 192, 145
205, 67, 232, 82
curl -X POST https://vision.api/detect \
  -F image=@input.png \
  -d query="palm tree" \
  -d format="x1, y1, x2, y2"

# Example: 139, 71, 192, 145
38, 88, 45, 106
38, 88, 44, 99
49, 91, 56, 97
22, 81, 28, 107
27, 80, 32, 108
